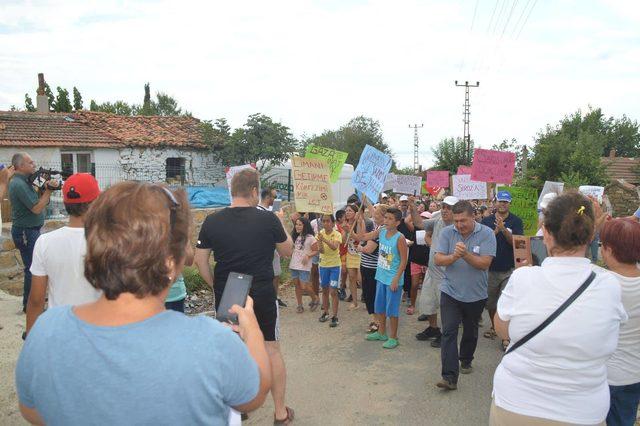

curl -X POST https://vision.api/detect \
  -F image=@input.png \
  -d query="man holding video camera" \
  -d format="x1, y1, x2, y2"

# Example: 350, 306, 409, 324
8, 152, 59, 312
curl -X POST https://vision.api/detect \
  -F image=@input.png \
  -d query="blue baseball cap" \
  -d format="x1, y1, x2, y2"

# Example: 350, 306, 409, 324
496, 190, 512, 202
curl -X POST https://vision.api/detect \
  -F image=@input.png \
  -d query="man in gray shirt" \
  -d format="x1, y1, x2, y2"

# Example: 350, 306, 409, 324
434, 200, 496, 391
410, 196, 459, 347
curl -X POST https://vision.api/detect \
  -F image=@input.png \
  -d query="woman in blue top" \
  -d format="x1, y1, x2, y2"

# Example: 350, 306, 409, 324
356, 207, 408, 349
15, 182, 272, 426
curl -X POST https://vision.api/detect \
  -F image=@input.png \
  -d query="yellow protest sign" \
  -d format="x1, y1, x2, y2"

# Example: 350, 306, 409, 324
305, 145, 348, 183
291, 156, 334, 214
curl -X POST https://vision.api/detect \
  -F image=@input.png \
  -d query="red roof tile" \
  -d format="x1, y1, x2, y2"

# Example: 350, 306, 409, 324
601, 156, 640, 185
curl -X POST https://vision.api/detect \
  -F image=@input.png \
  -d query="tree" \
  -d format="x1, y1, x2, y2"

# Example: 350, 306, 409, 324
73, 87, 83, 110
603, 115, 640, 157
44, 83, 55, 111
431, 137, 473, 173
201, 118, 231, 148
24, 94, 36, 112
55, 87, 72, 112
303, 116, 394, 166
139, 82, 154, 116
212, 113, 298, 171
89, 100, 134, 116
155, 92, 183, 116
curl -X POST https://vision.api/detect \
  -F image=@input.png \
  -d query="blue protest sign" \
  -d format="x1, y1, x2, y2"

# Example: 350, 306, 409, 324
351, 145, 393, 202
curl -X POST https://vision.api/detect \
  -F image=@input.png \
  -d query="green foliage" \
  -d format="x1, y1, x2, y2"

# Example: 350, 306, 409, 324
212, 113, 298, 170
24, 94, 36, 112
9, 105, 19, 111
154, 92, 183, 116
43, 83, 55, 111
55, 87, 73, 112
89, 100, 134, 116
201, 118, 231, 148
182, 266, 209, 294
432, 137, 473, 173
72, 87, 83, 110
303, 116, 394, 167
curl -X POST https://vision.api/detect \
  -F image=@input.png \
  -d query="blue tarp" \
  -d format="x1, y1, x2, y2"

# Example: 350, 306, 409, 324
186, 186, 231, 208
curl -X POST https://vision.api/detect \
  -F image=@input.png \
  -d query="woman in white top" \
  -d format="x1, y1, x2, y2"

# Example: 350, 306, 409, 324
599, 218, 640, 426
491, 191, 627, 426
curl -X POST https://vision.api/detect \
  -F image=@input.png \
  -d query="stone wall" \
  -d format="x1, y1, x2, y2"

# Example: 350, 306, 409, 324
604, 180, 640, 217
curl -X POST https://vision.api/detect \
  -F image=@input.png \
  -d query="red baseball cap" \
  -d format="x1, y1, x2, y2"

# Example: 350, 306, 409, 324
63, 173, 100, 204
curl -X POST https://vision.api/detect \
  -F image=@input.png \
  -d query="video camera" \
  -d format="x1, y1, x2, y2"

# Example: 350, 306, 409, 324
28, 167, 72, 191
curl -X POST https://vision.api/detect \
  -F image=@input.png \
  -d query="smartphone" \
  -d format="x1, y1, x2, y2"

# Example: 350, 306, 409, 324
513, 235, 532, 268
272, 199, 282, 213
216, 272, 253, 324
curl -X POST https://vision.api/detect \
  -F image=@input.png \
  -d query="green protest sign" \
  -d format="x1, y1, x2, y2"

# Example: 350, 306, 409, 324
305, 145, 348, 183
497, 186, 539, 236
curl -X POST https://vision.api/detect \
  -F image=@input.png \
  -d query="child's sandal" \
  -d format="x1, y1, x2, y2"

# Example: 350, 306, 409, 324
296, 305, 304, 313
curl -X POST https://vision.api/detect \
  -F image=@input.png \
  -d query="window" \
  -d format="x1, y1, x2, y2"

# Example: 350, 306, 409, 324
166, 158, 186, 183
61, 152, 92, 175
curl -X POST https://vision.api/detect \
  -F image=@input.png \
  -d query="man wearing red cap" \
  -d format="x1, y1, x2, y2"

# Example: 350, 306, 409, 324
25, 173, 101, 337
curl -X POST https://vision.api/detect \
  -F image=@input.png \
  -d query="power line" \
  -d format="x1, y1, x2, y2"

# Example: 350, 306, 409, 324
470, 0, 480, 31
486, 0, 500, 34
515, 0, 537, 39
454, 80, 480, 158
510, 0, 532, 38
492, 0, 508, 35
499, 0, 518, 40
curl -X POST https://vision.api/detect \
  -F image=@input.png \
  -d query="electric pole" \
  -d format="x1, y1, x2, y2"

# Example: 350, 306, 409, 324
409, 124, 424, 173
454, 80, 480, 159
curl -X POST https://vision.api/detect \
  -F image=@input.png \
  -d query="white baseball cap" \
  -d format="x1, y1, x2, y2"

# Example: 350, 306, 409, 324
443, 196, 459, 206
380, 193, 388, 199
540, 192, 557, 209
399, 195, 409, 201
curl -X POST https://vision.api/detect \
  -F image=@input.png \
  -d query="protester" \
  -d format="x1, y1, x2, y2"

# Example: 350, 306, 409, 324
258, 188, 287, 308
25, 173, 102, 336
396, 195, 414, 306
289, 217, 320, 313
335, 209, 349, 300
343, 204, 362, 309
536, 192, 557, 236
16, 182, 271, 425
358, 203, 386, 333
309, 213, 322, 297
428, 201, 439, 214
357, 207, 408, 349
481, 190, 523, 351
195, 169, 294, 424
317, 214, 344, 327
9, 153, 59, 312
491, 191, 626, 425
404, 206, 429, 316
165, 244, 194, 313
380, 193, 389, 205
412, 196, 459, 347
598, 218, 640, 426
434, 200, 496, 390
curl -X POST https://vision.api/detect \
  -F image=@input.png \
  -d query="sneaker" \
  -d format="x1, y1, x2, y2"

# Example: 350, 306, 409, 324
417, 314, 429, 322
338, 289, 346, 300
330, 316, 339, 327
460, 362, 473, 374
319, 312, 329, 323
430, 336, 442, 348
382, 338, 399, 349
436, 379, 457, 390
277, 298, 287, 308
365, 331, 388, 341
415, 327, 441, 341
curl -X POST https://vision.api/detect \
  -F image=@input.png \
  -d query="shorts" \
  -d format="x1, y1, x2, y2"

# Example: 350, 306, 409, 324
290, 268, 311, 282
319, 266, 341, 289
410, 262, 427, 276
418, 271, 442, 315
487, 270, 513, 311
273, 251, 282, 276
217, 291, 279, 342
374, 280, 403, 317
340, 254, 347, 266
346, 253, 361, 269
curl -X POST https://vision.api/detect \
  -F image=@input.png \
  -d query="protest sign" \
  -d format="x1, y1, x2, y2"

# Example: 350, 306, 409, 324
497, 185, 539, 236
393, 174, 423, 195
471, 148, 516, 184
457, 165, 472, 175
291, 156, 333, 214
352, 145, 393, 202
426, 170, 450, 188
225, 164, 256, 197
537, 181, 564, 210
579, 185, 605, 203
452, 174, 488, 200
305, 144, 348, 183
382, 173, 397, 192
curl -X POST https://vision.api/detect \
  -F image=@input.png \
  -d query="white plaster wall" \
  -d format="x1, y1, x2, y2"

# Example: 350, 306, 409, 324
0, 147, 61, 167
93, 148, 122, 189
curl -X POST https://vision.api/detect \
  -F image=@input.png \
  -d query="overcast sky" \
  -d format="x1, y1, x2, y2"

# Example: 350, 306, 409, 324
1, 0, 639, 168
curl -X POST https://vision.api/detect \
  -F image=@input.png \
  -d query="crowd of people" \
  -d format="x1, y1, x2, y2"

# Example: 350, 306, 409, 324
7, 152, 640, 425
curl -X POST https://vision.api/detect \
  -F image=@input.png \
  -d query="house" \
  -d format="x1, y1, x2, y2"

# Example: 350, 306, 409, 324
601, 149, 640, 186
601, 149, 640, 217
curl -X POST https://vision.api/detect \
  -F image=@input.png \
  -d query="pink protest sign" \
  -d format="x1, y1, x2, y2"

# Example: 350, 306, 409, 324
426, 170, 450, 188
471, 149, 516, 184
457, 165, 472, 175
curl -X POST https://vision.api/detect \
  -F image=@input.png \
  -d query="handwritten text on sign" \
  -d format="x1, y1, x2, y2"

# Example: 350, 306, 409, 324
393, 174, 423, 195
452, 174, 488, 200
426, 170, 450, 188
498, 186, 539, 236
291, 156, 333, 214
351, 145, 393, 202
457, 165, 472, 175
305, 145, 348, 183
471, 148, 516, 184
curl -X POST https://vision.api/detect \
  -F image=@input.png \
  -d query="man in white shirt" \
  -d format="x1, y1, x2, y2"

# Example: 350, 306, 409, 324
25, 173, 101, 336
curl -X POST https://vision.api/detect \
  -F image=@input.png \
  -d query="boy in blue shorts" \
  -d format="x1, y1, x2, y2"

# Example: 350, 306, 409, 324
356, 207, 408, 348
317, 214, 344, 328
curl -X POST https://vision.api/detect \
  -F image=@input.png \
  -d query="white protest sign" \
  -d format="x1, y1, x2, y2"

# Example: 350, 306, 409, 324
579, 185, 605, 203
452, 174, 488, 200
225, 164, 256, 197
382, 173, 396, 192
393, 175, 422, 195
537, 181, 564, 210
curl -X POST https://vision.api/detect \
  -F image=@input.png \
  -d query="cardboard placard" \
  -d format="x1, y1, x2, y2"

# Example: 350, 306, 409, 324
513, 235, 532, 268
471, 148, 516, 184
382, 173, 397, 192
426, 170, 450, 188
457, 165, 472, 175
305, 144, 348, 183
538, 181, 564, 210
393, 174, 423, 195
351, 145, 393, 203
579, 185, 605, 203
497, 185, 539, 236
291, 156, 333, 214
452, 174, 488, 200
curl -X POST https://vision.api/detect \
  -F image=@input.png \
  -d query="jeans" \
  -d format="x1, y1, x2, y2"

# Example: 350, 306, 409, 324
11, 226, 41, 309
607, 382, 640, 426
165, 298, 185, 313
440, 291, 486, 384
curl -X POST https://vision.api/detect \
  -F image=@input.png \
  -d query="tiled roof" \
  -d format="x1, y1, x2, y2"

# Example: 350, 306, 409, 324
0, 110, 210, 149
601, 156, 640, 185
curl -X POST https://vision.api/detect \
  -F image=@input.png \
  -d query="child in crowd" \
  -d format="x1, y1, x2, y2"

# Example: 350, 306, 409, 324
317, 214, 344, 327
356, 207, 408, 349
289, 217, 320, 313
335, 209, 349, 300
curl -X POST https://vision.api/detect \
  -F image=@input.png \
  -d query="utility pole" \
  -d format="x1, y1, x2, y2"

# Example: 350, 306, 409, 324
409, 124, 424, 173
454, 80, 480, 159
